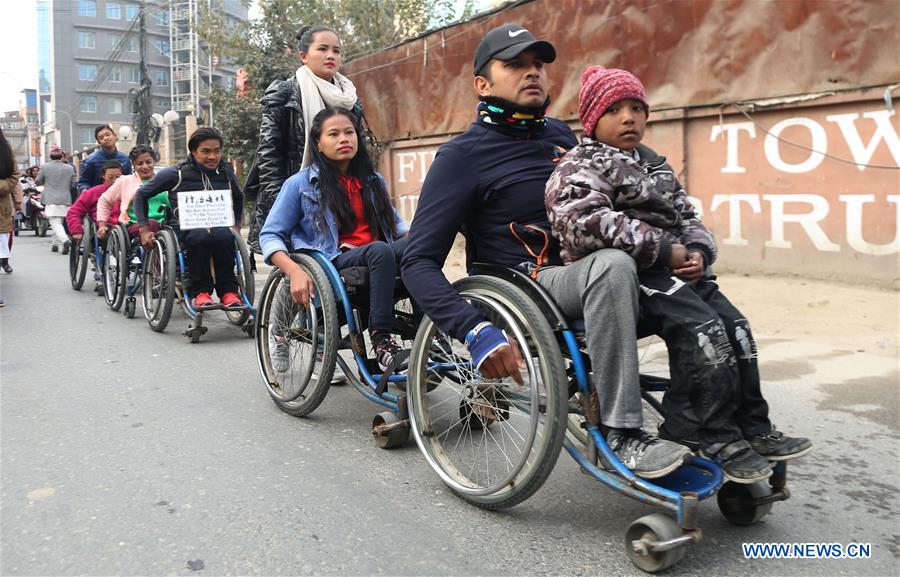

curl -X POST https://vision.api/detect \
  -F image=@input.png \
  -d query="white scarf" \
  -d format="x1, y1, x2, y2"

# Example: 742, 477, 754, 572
295, 65, 358, 169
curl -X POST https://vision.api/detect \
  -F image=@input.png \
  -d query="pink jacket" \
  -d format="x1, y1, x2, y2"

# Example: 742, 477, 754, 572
97, 173, 141, 226
66, 183, 117, 236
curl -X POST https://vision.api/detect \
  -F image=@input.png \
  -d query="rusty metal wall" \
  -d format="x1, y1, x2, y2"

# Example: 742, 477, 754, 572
344, 0, 900, 143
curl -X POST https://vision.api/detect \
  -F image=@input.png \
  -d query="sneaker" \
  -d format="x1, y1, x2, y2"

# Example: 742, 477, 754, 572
606, 428, 692, 479
749, 427, 812, 461
192, 292, 215, 309
62, 240, 71, 255
51, 244, 59, 253
703, 439, 772, 484
2, 263, 12, 273
268, 324, 291, 373
0, 299, 5, 307
374, 337, 403, 372
220, 292, 243, 309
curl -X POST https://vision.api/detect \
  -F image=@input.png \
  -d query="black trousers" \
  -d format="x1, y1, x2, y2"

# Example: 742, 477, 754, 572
332, 238, 408, 332
179, 227, 238, 296
639, 271, 771, 446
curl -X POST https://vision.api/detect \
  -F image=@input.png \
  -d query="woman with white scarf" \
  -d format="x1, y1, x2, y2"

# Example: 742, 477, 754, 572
250, 25, 361, 255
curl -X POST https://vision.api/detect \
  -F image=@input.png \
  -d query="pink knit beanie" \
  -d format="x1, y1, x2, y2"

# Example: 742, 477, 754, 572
578, 66, 649, 137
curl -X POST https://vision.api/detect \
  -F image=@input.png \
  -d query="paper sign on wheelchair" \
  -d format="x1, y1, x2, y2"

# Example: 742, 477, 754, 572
177, 189, 234, 230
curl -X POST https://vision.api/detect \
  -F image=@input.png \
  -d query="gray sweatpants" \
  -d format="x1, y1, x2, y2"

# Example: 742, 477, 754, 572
536, 249, 643, 429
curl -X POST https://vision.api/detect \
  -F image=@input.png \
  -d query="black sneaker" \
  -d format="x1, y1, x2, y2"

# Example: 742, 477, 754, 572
606, 428, 692, 479
703, 440, 772, 484
749, 427, 812, 461
374, 338, 403, 373
62, 240, 71, 255
51, 244, 59, 253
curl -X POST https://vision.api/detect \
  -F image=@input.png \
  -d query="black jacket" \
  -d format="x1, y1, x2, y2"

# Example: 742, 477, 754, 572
248, 76, 362, 249
134, 155, 243, 229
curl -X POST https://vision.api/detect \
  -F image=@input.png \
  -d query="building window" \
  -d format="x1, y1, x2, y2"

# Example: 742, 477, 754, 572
154, 10, 169, 26
153, 40, 170, 56
108, 66, 121, 83
125, 4, 139, 21
129, 67, 140, 83
78, 0, 96, 17
78, 31, 95, 49
109, 97, 123, 114
127, 36, 138, 53
106, 2, 121, 19
155, 70, 169, 86
81, 129, 95, 147
79, 64, 98, 81
81, 96, 97, 113
109, 33, 121, 49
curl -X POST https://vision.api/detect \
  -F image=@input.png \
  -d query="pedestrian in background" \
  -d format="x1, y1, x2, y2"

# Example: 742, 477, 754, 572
0, 128, 24, 295
35, 145, 76, 254
77, 125, 132, 193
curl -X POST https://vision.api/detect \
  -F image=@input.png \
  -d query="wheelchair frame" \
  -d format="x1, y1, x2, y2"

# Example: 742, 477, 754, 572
141, 226, 255, 342
101, 223, 146, 318
68, 215, 105, 295
254, 250, 416, 449
404, 264, 792, 573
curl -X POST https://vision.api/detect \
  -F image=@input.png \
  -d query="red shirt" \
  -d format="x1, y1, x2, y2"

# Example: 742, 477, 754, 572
337, 175, 375, 248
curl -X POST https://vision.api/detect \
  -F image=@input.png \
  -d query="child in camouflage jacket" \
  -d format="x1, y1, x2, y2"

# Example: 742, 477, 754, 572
544, 66, 812, 484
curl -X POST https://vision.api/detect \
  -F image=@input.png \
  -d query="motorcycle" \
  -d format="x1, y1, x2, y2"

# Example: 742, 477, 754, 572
14, 186, 49, 237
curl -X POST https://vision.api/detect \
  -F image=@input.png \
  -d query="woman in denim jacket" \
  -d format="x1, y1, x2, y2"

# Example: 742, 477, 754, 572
260, 107, 409, 371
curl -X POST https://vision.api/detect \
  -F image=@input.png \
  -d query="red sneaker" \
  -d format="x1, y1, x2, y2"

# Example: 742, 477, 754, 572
220, 292, 243, 309
193, 292, 215, 308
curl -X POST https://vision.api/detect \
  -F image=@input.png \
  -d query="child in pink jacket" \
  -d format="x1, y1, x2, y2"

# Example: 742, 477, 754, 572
65, 161, 123, 241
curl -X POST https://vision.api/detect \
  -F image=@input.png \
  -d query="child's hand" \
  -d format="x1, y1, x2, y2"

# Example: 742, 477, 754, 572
674, 251, 705, 283
668, 244, 689, 270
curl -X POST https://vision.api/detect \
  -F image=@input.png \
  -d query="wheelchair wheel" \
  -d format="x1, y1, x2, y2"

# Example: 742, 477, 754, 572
141, 229, 177, 332
103, 225, 128, 311
407, 275, 568, 510
69, 216, 92, 290
255, 253, 338, 416
225, 230, 254, 327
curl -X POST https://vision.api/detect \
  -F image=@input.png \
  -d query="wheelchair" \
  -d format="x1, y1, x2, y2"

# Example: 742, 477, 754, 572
404, 264, 793, 573
68, 215, 106, 296
101, 222, 147, 318
254, 251, 419, 448
141, 226, 255, 342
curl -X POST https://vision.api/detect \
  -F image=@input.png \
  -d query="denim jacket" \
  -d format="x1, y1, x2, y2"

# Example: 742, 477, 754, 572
260, 164, 409, 264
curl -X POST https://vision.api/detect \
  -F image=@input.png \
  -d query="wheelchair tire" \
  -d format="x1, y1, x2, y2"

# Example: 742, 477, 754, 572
103, 225, 128, 311
225, 230, 255, 327
407, 275, 568, 510
69, 216, 92, 290
255, 253, 338, 417
142, 229, 177, 332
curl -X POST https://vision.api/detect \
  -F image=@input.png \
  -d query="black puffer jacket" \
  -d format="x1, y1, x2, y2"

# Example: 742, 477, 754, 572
248, 76, 362, 250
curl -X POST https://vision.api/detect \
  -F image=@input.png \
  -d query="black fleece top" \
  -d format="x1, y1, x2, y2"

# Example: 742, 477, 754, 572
400, 118, 577, 340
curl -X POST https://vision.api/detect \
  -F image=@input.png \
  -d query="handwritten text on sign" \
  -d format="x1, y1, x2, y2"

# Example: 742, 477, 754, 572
177, 189, 234, 230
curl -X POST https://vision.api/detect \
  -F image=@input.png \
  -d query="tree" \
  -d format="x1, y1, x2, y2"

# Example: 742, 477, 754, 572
200, 0, 474, 192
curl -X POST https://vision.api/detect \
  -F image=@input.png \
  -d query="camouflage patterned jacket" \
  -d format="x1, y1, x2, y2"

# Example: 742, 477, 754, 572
544, 139, 716, 269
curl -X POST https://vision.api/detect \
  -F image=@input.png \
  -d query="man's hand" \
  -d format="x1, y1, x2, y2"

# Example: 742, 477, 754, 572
674, 251, 705, 283
668, 243, 689, 270
139, 226, 155, 250
479, 337, 525, 385
288, 267, 316, 307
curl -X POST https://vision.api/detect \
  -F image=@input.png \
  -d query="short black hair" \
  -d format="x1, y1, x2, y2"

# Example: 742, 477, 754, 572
94, 125, 114, 140
129, 144, 158, 162
101, 160, 123, 174
187, 127, 223, 152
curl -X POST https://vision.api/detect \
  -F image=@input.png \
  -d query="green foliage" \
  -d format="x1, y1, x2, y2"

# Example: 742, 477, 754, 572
200, 0, 475, 185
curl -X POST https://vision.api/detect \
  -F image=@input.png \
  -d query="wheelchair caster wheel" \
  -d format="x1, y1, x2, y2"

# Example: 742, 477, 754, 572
717, 480, 773, 526
184, 324, 208, 343
372, 411, 409, 449
625, 513, 687, 573
93, 283, 104, 296
124, 298, 136, 319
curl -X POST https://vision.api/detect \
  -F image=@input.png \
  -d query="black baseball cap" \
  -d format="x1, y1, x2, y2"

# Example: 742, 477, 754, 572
474, 23, 556, 76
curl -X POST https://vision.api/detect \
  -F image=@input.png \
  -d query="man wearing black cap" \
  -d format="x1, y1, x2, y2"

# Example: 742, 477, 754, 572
401, 24, 690, 479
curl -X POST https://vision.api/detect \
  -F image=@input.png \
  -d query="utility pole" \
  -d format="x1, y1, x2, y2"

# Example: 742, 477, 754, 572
131, 0, 154, 145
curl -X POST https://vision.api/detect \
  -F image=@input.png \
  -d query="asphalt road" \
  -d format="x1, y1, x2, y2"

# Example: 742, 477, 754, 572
1, 234, 897, 576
